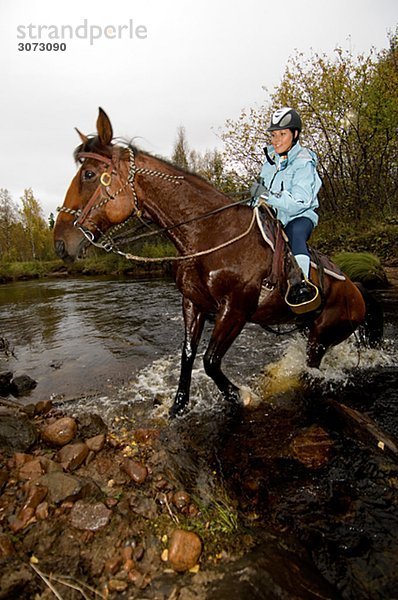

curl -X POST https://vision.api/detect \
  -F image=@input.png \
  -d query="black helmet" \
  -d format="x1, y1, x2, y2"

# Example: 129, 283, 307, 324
267, 107, 302, 132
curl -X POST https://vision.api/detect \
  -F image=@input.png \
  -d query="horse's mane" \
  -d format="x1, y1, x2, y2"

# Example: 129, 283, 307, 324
73, 136, 229, 199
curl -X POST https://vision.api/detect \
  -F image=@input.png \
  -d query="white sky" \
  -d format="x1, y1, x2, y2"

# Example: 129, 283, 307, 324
0, 0, 396, 218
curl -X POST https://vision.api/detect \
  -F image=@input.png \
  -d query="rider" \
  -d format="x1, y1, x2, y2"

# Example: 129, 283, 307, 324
251, 107, 322, 307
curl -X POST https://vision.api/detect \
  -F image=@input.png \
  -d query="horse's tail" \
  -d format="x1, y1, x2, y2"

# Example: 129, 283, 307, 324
355, 282, 384, 348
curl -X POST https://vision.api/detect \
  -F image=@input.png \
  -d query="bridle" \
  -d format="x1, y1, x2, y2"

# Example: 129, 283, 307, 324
57, 146, 184, 249
57, 144, 257, 261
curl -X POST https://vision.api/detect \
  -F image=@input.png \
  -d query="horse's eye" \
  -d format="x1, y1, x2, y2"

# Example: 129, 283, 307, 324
83, 170, 96, 181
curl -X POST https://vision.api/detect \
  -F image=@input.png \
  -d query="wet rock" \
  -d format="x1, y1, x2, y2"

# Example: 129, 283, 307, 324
57, 442, 89, 471
290, 425, 334, 469
172, 490, 191, 510
39, 455, 63, 474
18, 457, 43, 481
10, 374, 37, 396
168, 529, 202, 572
0, 533, 16, 558
0, 371, 13, 393
22, 484, 48, 511
86, 433, 106, 452
0, 409, 38, 453
39, 472, 84, 504
122, 458, 148, 484
34, 399, 53, 415
70, 500, 111, 531
76, 412, 107, 438
9, 507, 36, 533
41, 417, 77, 446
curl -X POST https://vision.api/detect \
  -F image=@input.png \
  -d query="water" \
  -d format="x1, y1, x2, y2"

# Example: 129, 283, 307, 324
1, 275, 398, 598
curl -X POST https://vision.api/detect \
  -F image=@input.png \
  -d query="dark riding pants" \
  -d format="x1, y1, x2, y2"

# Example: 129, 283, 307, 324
284, 217, 314, 257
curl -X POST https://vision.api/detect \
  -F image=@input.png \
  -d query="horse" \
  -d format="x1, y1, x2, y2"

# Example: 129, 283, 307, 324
54, 108, 383, 418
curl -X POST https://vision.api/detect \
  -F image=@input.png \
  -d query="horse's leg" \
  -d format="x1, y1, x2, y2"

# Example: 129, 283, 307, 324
203, 305, 246, 406
306, 280, 367, 368
169, 297, 205, 418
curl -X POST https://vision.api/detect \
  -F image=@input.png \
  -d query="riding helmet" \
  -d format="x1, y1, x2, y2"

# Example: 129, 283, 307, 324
267, 107, 302, 132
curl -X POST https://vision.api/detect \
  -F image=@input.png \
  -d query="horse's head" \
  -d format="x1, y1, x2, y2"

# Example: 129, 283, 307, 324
54, 108, 138, 262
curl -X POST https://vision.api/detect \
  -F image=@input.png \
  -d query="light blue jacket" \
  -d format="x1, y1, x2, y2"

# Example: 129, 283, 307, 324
257, 142, 321, 227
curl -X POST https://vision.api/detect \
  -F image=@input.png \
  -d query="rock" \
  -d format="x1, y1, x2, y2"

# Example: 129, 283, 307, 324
172, 490, 191, 510
41, 417, 77, 446
35, 501, 49, 520
57, 442, 89, 471
70, 500, 111, 531
85, 433, 106, 452
39, 472, 84, 504
10, 374, 37, 396
76, 413, 107, 438
18, 458, 43, 482
39, 456, 63, 474
22, 484, 48, 511
167, 529, 202, 572
108, 579, 128, 592
0, 371, 13, 393
34, 400, 53, 415
9, 507, 36, 533
0, 409, 38, 453
290, 425, 334, 469
122, 458, 148, 484
0, 533, 16, 558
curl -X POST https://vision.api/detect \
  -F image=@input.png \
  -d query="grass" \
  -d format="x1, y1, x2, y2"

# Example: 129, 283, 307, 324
331, 252, 389, 287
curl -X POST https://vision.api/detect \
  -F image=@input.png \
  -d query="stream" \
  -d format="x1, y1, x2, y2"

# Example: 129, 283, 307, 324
1, 275, 398, 598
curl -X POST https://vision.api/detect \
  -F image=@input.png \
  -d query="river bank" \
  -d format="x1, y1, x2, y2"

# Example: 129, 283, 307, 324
1, 364, 398, 599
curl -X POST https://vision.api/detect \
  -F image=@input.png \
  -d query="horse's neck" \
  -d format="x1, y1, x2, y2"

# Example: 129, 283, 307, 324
135, 154, 228, 252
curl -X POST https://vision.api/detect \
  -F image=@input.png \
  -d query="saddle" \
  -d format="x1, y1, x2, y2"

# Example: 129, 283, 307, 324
255, 205, 345, 311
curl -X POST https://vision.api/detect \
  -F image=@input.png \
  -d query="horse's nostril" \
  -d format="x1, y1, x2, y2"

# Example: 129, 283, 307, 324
54, 239, 66, 258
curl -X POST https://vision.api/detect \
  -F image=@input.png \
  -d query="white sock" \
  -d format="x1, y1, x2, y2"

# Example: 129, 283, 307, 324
294, 254, 310, 279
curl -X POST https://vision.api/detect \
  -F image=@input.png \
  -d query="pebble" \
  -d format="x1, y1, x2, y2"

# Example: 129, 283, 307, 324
167, 529, 202, 572
122, 458, 148, 484
39, 471, 83, 504
86, 433, 106, 452
41, 417, 77, 446
57, 442, 89, 471
70, 500, 111, 531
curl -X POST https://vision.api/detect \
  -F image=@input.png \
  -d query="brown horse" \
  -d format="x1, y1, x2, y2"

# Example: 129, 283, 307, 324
54, 108, 383, 417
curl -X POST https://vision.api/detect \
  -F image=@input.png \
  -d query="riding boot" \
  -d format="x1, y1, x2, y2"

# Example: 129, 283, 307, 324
285, 254, 321, 314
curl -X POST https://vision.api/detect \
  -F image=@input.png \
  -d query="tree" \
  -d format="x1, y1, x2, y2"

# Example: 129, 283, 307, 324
0, 189, 18, 260
19, 188, 53, 260
171, 126, 190, 170
220, 34, 398, 221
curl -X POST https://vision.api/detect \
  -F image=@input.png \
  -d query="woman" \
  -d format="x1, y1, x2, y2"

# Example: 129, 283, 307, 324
252, 107, 322, 307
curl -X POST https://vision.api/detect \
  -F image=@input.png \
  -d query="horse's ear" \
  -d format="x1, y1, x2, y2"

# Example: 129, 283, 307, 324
75, 128, 89, 144
96, 107, 113, 146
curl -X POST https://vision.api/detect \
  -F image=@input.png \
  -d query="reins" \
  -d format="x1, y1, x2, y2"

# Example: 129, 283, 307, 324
57, 145, 255, 262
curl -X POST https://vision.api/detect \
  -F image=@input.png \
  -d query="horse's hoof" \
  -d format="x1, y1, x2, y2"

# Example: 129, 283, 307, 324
169, 402, 188, 419
239, 385, 261, 409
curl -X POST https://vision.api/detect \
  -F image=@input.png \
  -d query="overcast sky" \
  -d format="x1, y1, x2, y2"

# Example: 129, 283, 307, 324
0, 0, 396, 218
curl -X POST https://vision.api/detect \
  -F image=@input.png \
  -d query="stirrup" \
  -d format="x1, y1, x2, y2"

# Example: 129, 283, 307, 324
285, 278, 321, 315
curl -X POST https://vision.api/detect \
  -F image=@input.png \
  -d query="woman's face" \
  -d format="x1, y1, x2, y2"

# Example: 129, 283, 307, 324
270, 129, 294, 154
